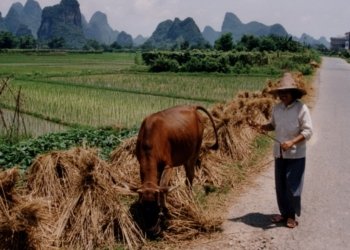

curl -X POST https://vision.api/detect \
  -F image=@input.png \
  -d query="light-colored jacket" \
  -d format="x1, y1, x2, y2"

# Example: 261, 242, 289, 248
271, 100, 313, 159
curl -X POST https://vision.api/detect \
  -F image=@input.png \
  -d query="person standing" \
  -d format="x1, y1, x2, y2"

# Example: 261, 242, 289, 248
260, 72, 313, 228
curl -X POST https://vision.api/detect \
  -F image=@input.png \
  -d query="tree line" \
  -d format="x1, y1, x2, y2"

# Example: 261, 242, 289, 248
0, 31, 129, 51
141, 33, 321, 74
0, 30, 328, 52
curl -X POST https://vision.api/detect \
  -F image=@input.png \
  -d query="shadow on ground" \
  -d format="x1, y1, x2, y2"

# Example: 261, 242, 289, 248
228, 212, 286, 230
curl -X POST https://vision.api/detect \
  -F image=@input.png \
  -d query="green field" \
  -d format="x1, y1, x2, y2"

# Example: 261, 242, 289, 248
0, 52, 275, 136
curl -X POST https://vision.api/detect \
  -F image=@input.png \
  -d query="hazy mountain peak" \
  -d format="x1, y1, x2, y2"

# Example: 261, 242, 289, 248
7, 2, 24, 16
222, 12, 242, 31
90, 11, 108, 24
21, 0, 42, 37
145, 17, 206, 48
38, 0, 85, 48
84, 10, 118, 45
23, 0, 41, 13
220, 11, 288, 41
61, 0, 80, 7
202, 25, 221, 45
4, 2, 24, 34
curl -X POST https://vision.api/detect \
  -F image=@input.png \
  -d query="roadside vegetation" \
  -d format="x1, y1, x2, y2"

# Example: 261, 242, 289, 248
326, 49, 350, 63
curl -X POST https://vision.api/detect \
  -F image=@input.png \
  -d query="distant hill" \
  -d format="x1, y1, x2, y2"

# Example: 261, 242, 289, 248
84, 11, 119, 45
202, 12, 289, 46
4, 2, 23, 34
3, 0, 41, 38
202, 12, 329, 48
0, 12, 6, 31
0, 2, 330, 49
22, 0, 42, 37
116, 31, 133, 48
221, 12, 288, 41
297, 33, 330, 48
144, 17, 208, 49
202, 25, 221, 45
37, 0, 86, 48
133, 34, 147, 46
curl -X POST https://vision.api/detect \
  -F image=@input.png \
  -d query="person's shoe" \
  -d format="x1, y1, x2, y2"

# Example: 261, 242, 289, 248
286, 218, 298, 228
271, 214, 285, 223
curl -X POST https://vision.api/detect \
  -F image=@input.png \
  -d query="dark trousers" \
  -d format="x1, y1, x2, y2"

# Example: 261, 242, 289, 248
274, 157, 305, 219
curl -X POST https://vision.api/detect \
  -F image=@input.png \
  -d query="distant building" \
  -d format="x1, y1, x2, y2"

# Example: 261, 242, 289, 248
330, 32, 350, 50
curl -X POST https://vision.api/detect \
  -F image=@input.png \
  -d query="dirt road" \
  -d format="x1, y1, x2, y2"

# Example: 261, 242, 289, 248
185, 57, 350, 250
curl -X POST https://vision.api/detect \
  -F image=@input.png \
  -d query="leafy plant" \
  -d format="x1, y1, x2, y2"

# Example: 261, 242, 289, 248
0, 127, 138, 170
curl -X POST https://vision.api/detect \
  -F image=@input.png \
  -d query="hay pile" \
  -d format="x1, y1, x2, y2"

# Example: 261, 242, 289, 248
110, 137, 141, 189
162, 173, 223, 242
0, 168, 52, 250
26, 147, 145, 250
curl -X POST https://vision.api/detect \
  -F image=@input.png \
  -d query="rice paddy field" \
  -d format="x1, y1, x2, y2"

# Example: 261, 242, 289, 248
0, 52, 276, 136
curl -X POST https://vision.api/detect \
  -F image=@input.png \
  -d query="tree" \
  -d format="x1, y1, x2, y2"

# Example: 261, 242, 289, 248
18, 35, 37, 49
110, 41, 121, 50
269, 35, 302, 52
180, 40, 190, 50
239, 35, 260, 51
0, 31, 18, 49
83, 39, 101, 51
260, 36, 277, 51
214, 33, 234, 51
48, 37, 66, 49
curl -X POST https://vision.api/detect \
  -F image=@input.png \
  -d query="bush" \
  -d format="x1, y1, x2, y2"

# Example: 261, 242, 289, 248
149, 56, 180, 72
231, 61, 251, 74
297, 64, 313, 75
182, 57, 202, 72
141, 49, 320, 74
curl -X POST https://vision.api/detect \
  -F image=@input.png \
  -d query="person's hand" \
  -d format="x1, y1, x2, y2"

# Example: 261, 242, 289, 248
247, 119, 270, 134
281, 140, 294, 151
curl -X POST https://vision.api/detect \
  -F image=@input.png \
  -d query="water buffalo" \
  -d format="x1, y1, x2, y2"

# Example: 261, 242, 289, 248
134, 105, 219, 235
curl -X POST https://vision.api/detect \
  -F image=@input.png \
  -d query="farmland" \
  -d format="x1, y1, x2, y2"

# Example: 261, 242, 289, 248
0, 50, 319, 249
0, 52, 272, 133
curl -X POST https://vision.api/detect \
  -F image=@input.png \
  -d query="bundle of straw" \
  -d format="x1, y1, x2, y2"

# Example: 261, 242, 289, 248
0, 168, 52, 250
163, 172, 223, 242
109, 137, 141, 188
27, 147, 145, 250
0, 168, 20, 206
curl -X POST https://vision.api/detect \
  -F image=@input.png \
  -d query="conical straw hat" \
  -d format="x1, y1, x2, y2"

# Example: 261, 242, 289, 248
269, 72, 307, 96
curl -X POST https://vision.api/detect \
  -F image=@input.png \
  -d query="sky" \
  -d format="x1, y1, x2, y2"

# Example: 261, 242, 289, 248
0, 0, 348, 40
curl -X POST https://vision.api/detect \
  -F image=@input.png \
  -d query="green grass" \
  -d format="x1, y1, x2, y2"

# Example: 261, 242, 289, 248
1, 79, 209, 128
45, 73, 270, 102
0, 52, 138, 77
0, 52, 277, 135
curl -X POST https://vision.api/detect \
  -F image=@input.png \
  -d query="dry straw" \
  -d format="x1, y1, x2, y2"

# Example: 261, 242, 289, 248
163, 172, 223, 242
0, 168, 53, 250
26, 147, 145, 250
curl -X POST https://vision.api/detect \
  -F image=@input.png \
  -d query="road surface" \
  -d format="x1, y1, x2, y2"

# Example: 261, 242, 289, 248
185, 57, 350, 250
